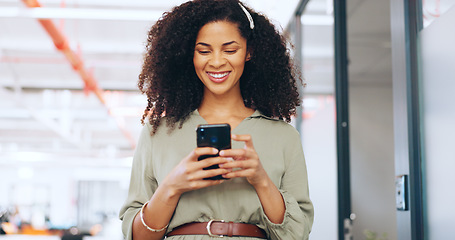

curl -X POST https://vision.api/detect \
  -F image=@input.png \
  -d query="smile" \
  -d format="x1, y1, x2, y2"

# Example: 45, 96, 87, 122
206, 71, 231, 83
207, 72, 230, 78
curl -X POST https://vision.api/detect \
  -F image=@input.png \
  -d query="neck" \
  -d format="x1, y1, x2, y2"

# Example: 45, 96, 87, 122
198, 91, 254, 126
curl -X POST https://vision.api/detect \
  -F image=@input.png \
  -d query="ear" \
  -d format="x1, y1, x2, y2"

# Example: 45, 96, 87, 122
246, 51, 252, 61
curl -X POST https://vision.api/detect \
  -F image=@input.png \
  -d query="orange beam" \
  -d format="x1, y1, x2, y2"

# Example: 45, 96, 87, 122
22, 0, 105, 104
21, 0, 136, 149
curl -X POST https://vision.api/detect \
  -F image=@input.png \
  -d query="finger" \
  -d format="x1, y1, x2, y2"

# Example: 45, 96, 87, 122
201, 168, 232, 180
220, 158, 257, 170
231, 134, 255, 149
189, 167, 231, 181
219, 148, 249, 159
222, 168, 255, 179
196, 156, 231, 168
191, 147, 219, 161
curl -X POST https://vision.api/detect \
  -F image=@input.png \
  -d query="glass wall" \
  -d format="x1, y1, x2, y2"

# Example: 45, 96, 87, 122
301, 95, 337, 240
419, 2, 455, 239
296, 0, 338, 239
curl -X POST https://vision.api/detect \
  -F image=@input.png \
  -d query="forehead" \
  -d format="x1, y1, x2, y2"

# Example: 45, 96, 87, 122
195, 21, 246, 45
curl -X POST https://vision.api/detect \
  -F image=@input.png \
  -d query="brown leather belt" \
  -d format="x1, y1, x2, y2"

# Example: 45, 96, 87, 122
166, 220, 267, 238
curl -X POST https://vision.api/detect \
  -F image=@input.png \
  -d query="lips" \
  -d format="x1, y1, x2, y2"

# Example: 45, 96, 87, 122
207, 71, 231, 83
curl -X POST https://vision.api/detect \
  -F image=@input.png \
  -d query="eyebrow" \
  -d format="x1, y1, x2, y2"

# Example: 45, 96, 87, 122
195, 41, 239, 47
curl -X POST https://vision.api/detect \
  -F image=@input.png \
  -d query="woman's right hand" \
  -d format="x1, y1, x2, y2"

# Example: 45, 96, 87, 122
160, 147, 231, 197
132, 148, 231, 240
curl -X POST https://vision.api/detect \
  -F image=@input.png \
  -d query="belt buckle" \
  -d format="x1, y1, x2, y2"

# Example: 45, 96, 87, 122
206, 219, 225, 238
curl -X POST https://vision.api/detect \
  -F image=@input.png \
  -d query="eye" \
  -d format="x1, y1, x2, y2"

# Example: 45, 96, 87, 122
197, 50, 211, 55
225, 50, 237, 54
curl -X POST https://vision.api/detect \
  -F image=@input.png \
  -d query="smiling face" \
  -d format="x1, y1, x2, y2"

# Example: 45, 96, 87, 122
193, 21, 250, 99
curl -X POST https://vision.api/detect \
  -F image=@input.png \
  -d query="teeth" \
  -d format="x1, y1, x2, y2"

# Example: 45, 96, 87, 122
208, 72, 229, 78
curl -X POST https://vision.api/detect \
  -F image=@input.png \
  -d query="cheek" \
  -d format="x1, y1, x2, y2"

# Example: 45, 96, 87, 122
193, 56, 206, 71
193, 56, 200, 69
193, 57, 206, 81
232, 57, 247, 71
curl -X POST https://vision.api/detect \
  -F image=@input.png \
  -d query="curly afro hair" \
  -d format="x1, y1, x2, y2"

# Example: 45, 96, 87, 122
139, 0, 302, 134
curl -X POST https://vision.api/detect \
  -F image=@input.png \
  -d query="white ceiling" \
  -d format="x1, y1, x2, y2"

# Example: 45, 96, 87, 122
0, 0, 390, 165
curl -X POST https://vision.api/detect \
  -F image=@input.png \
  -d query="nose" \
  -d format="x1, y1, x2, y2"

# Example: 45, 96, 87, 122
209, 52, 227, 68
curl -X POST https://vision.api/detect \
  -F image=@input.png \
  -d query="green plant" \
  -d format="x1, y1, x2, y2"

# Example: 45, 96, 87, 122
364, 229, 389, 240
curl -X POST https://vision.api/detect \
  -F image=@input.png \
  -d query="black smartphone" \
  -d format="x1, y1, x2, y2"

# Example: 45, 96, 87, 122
196, 123, 231, 180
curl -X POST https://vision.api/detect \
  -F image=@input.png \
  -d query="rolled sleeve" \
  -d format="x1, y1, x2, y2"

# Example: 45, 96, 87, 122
258, 128, 314, 240
259, 190, 311, 240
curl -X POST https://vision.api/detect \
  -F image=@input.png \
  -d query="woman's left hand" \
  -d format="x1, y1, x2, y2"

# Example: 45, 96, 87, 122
218, 134, 269, 188
220, 134, 286, 224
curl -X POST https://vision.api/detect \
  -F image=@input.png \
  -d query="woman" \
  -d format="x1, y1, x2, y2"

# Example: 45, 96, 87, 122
119, 0, 314, 239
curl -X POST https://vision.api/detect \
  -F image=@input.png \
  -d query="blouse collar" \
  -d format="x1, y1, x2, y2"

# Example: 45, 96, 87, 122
192, 109, 278, 121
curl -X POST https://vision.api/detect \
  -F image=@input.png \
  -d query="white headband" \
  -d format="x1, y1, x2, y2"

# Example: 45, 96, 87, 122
238, 3, 254, 30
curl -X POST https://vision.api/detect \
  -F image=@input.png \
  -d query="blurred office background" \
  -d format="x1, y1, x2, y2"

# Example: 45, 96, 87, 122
1, 0, 455, 239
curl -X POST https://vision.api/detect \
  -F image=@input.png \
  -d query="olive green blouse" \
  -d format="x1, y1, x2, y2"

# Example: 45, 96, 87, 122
119, 110, 314, 239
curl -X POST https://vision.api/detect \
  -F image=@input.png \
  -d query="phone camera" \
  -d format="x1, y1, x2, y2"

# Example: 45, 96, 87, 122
199, 129, 205, 139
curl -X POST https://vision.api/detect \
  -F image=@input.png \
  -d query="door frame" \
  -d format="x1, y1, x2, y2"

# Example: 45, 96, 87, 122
390, 0, 424, 239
